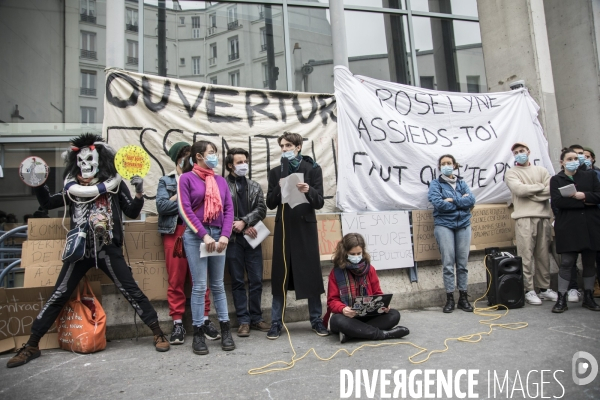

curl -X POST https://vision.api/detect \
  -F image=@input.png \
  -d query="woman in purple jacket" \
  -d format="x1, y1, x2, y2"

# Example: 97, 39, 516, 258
178, 140, 235, 355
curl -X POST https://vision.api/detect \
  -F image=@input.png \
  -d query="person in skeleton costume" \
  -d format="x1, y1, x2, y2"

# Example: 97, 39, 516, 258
7, 134, 170, 369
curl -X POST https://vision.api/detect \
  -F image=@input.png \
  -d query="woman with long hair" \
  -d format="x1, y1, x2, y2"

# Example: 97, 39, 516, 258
428, 154, 476, 313
178, 140, 235, 354
550, 147, 600, 312
324, 233, 409, 343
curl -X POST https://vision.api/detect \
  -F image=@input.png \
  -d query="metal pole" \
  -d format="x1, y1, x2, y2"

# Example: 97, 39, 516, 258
158, 0, 167, 77
329, 0, 348, 68
282, 0, 293, 91
138, 0, 144, 73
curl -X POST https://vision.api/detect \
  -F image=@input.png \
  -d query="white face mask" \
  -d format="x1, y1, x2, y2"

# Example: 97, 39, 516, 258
347, 254, 362, 264
77, 147, 99, 178
234, 163, 249, 177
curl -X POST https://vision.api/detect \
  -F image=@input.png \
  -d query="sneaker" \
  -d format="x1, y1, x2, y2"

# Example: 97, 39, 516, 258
154, 334, 171, 352
266, 322, 282, 340
237, 323, 250, 337
169, 323, 186, 344
203, 319, 221, 340
250, 321, 271, 332
312, 321, 330, 337
6, 344, 41, 368
567, 289, 582, 303
538, 289, 558, 302
525, 290, 542, 305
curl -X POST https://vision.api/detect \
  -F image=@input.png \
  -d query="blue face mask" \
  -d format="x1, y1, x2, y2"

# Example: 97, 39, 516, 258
584, 158, 592, 168
565, 160, 580, 172
577, 154, 586, 165
440, 165, 454, 176
204, 154, 218, 169
347, 254, 362, 264
514, 153, 528, 165
282, 150, 296, 160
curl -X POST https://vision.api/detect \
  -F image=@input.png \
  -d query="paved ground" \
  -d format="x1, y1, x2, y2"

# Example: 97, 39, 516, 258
0, 300, 599, 400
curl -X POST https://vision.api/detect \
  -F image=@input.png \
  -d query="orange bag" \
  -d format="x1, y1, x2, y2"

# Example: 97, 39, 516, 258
57, 278, 107, 353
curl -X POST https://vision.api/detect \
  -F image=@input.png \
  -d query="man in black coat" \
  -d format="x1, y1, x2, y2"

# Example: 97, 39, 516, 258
265, 132, 328, 339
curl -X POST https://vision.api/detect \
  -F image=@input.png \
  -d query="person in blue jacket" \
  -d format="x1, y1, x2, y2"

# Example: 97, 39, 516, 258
428, 154, 476, 313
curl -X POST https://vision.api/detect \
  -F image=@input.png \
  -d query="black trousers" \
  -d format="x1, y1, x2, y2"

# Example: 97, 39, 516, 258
31, 244, 158, 338
329, 309, 400, 340
568, 252, 600, 289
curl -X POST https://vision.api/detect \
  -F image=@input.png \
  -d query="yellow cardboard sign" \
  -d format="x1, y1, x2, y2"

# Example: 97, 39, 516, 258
114, 145, 151, 179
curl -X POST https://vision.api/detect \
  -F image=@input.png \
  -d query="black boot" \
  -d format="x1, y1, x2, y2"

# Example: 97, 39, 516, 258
582, 290, 600, 311
457, 291, 474, 312
552, 292, 568, 313
192, 326, 208, 355
382, 326, 410, 340
443, 293, 455, 313
220, 321, 236, 351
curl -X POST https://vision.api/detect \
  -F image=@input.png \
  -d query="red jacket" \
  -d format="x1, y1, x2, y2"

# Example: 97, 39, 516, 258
323, 266, 383, 327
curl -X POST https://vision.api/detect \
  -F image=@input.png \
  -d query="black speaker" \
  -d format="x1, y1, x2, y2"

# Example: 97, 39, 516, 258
485, 248, 525, 309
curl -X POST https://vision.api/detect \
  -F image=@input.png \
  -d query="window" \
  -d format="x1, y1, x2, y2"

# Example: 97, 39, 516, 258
126, 8, 138, 32
192, 56, 201, 75
227, 6, 238, 30
80, 71, 96, 96
127, 40, 138, 65
209, 13, 216, 27
228, 37, 239, 61
258, 5, 265, 19
420, 76, 435, 90
262, 63, 268, 88
229, 71, 240, 87
179, 16, 185, 25
80, 0, 96, 23
467, 75, 480, 93
180, 57, 185, 66
210, 77, 217, 85
209, 44, 217, 66
260, 28, 267, 51
81, 107, 96, 124
80, 31, 97, 59
192, 16, 201, 38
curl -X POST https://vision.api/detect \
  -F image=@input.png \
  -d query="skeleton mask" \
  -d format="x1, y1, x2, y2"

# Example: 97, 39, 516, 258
77, 146, 99, 178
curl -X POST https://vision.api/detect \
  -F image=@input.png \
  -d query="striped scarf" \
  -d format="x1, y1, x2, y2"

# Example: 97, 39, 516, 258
333, 261, 370, 307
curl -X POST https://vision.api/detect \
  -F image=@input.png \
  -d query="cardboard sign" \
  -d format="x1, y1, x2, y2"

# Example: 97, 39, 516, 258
130, 261, 169, 301
341, 211, 414, 270
27, 218, 67, 241
23, 263, 113, 288
411, 204, 516, 262
317, 214, 342, 261
124, 221, 164, 261
20, 240, 66, 268
114, 145, 151, 179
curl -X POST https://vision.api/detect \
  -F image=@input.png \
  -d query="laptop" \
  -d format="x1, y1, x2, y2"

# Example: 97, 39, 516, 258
351, 294, 393, 317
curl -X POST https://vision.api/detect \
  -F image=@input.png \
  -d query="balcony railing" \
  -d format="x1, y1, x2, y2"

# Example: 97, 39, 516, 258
261, 44, 267, 52
228, 53, 239, 61
127, 56, 138, 65
126, 23, 138, 32
227, 20, 239, 30
80, 88, 97, 96
207, 26, 216, 36
208, 57, 216, 66
80, 49, 97, 59
80, 13, 96, 23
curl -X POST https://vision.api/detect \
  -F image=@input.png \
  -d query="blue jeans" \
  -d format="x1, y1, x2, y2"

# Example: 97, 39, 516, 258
226, 235, 264, 325
271, 294, 322, 326
434, 225, 471, 292
184, 226, 229, 326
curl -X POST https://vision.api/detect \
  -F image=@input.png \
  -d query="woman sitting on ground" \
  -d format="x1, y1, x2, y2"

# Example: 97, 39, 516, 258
324, 233, 409, 343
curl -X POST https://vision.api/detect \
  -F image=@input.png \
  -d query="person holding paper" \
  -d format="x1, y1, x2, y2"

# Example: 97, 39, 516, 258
550, 148, 600, 312
428, 154, 476, 314
157, 142, 219, 345
505, 142, 557, 306
178, 140, 236, 354
266, 131, 328, 339
324, 233, 409, 343
224, 148, 269, 337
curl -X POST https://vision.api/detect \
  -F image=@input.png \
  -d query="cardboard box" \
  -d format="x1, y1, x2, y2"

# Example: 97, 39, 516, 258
263, 216, 276, 235
130, 261, 169, 301
412, 210, 439, 262
20, 240, 66, 268
27, 218, 67, 241
123, 221, 164, 262
261, 236, 274, 263
263, 260, 272, 280
316, 214, 342, 258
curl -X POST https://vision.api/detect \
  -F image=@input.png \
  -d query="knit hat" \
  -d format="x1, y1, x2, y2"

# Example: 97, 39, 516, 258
583, 147, 596, 158
168, 142, 190, 163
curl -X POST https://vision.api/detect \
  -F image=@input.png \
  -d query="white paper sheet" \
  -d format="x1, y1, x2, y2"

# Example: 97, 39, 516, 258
200, 243, 227, 258
281, 173, 309, 209
243, 221, 271, 249
558, 184, 576, 197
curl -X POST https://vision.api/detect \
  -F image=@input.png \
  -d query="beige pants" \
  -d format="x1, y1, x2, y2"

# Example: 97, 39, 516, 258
515, 217, 552, 291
